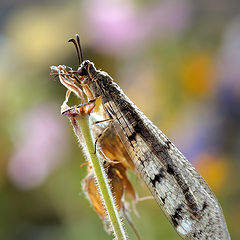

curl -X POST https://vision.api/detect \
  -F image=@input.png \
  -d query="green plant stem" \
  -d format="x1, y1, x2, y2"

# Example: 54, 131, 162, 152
76, 114, 127, 240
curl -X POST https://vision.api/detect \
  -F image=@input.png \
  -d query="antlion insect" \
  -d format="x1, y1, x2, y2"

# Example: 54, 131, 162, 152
51, 62, 140, 238
51, 35, 230, 240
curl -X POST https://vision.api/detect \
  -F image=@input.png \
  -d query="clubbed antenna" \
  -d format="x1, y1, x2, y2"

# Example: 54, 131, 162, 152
68, 34, 84, 67
76, 34, 83, 64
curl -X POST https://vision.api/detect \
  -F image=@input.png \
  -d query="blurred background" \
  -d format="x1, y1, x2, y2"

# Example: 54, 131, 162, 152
0, 0, 240, 239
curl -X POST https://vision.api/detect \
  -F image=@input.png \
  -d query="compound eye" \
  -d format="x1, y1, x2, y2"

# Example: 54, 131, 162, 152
78, 67, 87, 76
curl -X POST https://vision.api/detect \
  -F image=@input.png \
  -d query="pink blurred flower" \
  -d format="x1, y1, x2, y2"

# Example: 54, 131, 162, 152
217, 16, 240, 87
83, 0, 192, 55
8, 104, 69, 190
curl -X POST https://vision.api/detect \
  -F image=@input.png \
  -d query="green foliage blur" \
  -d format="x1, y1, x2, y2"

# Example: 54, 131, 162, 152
0, 0, 240, 239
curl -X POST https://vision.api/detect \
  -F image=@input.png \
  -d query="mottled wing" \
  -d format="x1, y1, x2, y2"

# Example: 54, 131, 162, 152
97, 79, 230, 240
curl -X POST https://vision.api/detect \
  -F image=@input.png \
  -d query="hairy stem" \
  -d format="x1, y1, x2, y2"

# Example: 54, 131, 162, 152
72, 114, 127, 240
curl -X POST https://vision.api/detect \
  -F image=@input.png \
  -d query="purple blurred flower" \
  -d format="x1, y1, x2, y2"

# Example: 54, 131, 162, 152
83, 0, 192, 55
8, 104, 69, 190
215, 16, 240, 157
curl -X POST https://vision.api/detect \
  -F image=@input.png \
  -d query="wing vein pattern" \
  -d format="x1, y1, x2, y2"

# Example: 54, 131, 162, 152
94, 75, 230, 240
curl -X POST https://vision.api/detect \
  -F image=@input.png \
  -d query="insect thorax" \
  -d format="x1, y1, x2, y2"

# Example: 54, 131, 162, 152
79, 60, 114, 99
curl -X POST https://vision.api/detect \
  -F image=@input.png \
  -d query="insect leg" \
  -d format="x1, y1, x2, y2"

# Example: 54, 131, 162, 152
94, 122, 112, 154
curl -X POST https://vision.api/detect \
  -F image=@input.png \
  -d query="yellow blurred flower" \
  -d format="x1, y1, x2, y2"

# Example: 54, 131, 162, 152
5, 3, 79, 66
181, 54, 215, 96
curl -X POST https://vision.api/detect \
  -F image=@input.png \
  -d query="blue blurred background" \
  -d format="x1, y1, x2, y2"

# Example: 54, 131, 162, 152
0, 0, 240, 239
